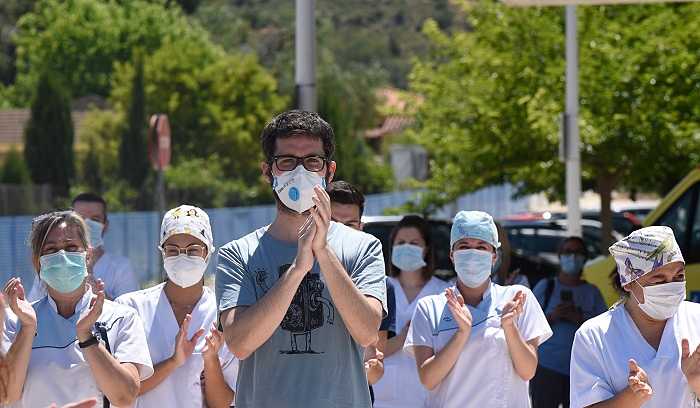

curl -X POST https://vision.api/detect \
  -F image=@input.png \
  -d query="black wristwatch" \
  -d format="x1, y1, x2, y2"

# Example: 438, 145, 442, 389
78, 334, 99, 349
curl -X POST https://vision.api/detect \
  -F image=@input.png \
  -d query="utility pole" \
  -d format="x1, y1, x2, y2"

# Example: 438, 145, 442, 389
295, 0, 317, 111
565, 5, 582, 237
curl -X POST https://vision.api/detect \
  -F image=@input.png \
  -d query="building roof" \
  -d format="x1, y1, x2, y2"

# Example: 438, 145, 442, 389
0, 109, 89, 152
364, 87, 422, 140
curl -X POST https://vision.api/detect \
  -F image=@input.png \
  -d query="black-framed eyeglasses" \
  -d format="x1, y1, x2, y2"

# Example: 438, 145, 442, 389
161, 244, 206, 258
272, 155, 327, 172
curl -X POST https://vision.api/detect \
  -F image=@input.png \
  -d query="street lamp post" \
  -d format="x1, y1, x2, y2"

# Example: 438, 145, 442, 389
564, 5, 582, 237
295, 0, 316, 112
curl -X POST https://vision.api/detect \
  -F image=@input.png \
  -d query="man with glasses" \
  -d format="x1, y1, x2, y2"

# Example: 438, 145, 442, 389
216, 110, 387, 408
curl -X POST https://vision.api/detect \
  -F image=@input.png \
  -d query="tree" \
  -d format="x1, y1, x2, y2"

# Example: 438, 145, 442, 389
23, 72, 74, 197
317, 58, 393, 194
109, 36, 287, 207
119, 53, 149, 189
409, 0, 700, 250
0, 146, 30, 184
12, 0, 213, 104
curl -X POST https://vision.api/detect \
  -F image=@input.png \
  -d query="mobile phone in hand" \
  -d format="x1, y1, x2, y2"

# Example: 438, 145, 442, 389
560, 290, 573, 303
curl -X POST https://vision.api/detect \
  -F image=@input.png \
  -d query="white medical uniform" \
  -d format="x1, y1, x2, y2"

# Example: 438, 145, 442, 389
116, 283, 238, 408
373, 276, 451, 408
570, 301, 700, 408
405, 283, 552, 408
2, 289, 154, 408
28, 252, 140, 301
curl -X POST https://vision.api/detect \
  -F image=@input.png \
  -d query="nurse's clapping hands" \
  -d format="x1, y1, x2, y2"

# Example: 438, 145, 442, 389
76, 280, 105, 341
172, 314, 206, 367
202, 326, 224, 361
681, 338, 700, 393
4, 278, 37, 331
446, 288, 472, 333
500, 290, 525, 328
627, 359, 652, 403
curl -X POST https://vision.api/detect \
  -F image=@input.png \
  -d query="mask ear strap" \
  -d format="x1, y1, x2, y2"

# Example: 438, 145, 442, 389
630, 280, 645, 305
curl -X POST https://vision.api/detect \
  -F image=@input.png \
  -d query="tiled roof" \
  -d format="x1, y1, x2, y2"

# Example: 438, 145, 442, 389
364, 115, 414, 139
0, 109, 89, 147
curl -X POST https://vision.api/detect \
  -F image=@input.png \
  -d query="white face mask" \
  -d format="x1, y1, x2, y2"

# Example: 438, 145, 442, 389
632, 280, 686, 320
454, 249, 493, 288
391, 244, 427, 272
164, 254, 208, 288
85, 218, 104, 249
273, 166, 326, 214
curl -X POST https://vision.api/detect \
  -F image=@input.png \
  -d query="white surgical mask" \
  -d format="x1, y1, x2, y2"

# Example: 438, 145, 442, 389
273, 165, 326, 214
85, 218, 104, 249
454, 249, 493, 288
164, 254, 208, 288
392, 244, 427, 272
632, 280, 686, 320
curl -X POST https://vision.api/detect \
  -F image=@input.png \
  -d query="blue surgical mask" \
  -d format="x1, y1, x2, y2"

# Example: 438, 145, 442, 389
392, 244, 427, 272
560, 254, 586, 276
84, 218, 104, 249
454, 249, 493, 288
40, 250, 88, 293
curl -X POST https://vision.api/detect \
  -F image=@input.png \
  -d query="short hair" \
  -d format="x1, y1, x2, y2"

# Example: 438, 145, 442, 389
72, 192, 108, 219
388, 215, 435, 281
260, 110, 335, 163
29, 210, 89, 273
558, 236, 589, 258
327, 181, 365, 217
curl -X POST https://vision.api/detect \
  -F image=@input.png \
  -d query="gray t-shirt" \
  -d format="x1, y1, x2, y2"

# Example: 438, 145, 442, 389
216, 222, 387, 408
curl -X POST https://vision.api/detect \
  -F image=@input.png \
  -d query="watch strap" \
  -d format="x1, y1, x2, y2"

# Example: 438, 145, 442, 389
78, 335, 99, 349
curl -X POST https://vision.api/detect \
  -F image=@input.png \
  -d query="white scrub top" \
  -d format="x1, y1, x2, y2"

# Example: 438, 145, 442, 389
373, 276, 451, 408
570, 301, 700, 408
405, 283, 552, 408
28, 251, 140, 301
2, 289, 154, 408
116, 283, 238, 408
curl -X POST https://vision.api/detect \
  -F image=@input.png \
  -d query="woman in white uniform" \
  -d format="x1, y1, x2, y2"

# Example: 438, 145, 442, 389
116, 205, 238, 408
1, 210, 154, 407
373, 215, 450, 408
405, 210, 552, 408
570, 226, 700, 408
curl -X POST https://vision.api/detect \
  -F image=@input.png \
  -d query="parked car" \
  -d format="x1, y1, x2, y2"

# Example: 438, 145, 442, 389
500, 218, 624, 288
552, 210, 642, 236
504, 210, 642, 236
585, 167, 700, 305
361, 215, 557, 287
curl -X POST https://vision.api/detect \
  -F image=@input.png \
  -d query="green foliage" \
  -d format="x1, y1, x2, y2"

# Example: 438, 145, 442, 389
195, 0, 464, 90
317, 60, 393, 194
119, 52, 149, 188
410, 1, 700, 214
23, 72, 74, 196
164, 156, 265, 208
76, 109, 123, 193
108, 36, 286, 207
0, 147, 31, 184
12, 0, 213, 104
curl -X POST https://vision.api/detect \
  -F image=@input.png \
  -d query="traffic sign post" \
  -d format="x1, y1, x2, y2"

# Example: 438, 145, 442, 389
148, 114, 171, 216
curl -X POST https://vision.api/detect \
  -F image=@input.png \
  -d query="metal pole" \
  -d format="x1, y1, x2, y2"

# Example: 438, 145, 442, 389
565, 5, 582, 237
156, 166, 166, 281
295, 0, 316, 111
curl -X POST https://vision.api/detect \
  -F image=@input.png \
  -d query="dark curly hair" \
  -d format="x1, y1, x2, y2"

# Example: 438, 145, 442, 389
260, 110, 335, 163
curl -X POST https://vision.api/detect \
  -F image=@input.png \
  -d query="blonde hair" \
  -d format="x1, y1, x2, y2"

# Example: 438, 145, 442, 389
29, 210, 89, 272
